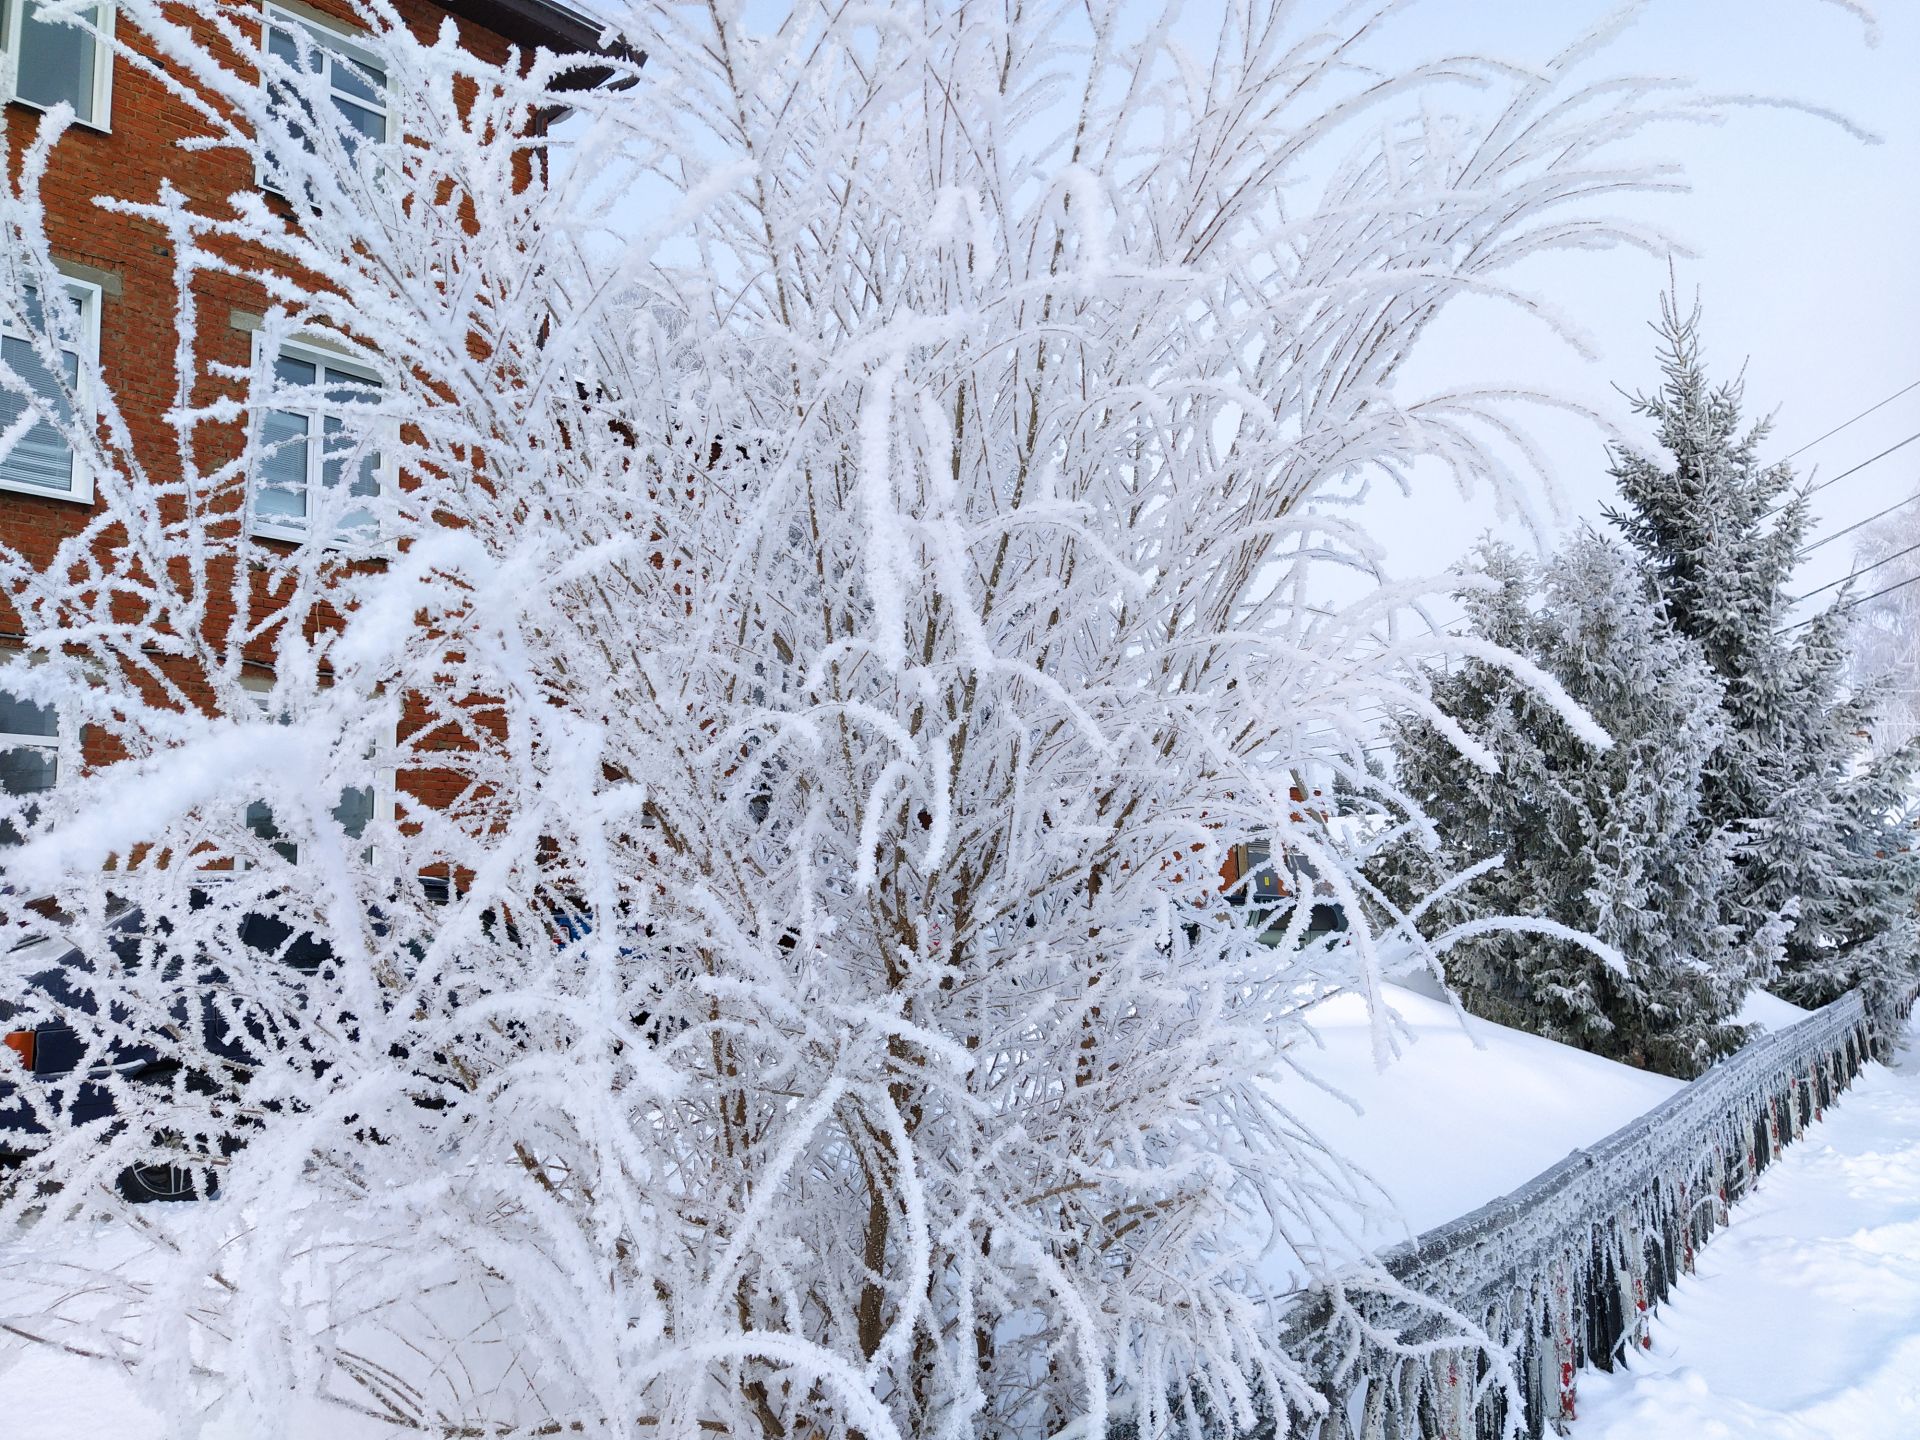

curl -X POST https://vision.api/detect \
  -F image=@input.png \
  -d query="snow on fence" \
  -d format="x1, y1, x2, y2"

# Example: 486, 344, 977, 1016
1265, 986, 1914, 1440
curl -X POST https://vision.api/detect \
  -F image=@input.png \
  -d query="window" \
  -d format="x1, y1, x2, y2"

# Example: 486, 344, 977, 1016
244, 785, 375, 864
0, 277, 100, 502
239, 677, 385, 863
1241, 840, 1285, 904
251, 339, 386, 545
1, 1, 114, 130
258, 3, 387, 196
0, 674, 58, 848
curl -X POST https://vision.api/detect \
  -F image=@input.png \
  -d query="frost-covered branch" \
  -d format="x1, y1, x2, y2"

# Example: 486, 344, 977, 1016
0, 2, 1874, 1435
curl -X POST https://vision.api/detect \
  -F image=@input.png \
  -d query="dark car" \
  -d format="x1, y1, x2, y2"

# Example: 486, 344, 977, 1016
0, 893, 347, 1202
0, 876, 541, 1202
1, 878, 656, 1203
1, 906, 218, 1199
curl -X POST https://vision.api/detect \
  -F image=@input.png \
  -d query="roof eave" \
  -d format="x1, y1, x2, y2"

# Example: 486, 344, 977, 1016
438, 0, 642, 82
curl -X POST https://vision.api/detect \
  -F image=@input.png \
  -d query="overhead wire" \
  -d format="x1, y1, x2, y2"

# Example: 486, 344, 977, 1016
1790, 535, 1920, 609
1766, 430, 1920, 518
1285, 393, 1920, 776
1797, 484, 1920, 559
1782, 378, 1920, 462
1781, 568, 1920, 635
1310, 388, 1920, 738
1845, 568, 1920, 616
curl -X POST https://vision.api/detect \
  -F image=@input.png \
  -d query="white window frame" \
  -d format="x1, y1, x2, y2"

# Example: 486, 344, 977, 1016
0, 272, 100, 505
237, 673, 395, 866
247, 332, 393, 549
256, 1, 389, 197
0, 1, 116, 132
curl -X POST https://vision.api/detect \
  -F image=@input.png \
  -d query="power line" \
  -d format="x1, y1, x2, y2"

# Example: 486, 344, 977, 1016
1790, 535, 1920, 608
1781, 567, 1920, 634
1771, 430, 1920, 517
1302, 711, 1392, 740
1823, 568, 1920, 628
1797, 484, 1920, 560
1303, 704, 1397, 732
1783, 378, 1920, 461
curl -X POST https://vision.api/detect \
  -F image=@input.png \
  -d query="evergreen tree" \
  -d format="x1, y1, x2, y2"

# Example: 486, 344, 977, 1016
1372, 532, 1756, 1077
1845, 488, 1920, 755
1606, 300, 1920, 1007
1820, 738, 1920, 1014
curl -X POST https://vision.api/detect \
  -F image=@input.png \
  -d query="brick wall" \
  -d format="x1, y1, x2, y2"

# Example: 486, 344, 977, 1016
2, 0, 529, 841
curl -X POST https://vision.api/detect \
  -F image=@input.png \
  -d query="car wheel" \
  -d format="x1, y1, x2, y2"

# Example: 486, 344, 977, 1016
115, 1161, 217, 1203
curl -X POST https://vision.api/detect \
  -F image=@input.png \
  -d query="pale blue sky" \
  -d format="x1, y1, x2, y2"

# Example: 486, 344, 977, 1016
1355, 0, 1919, 621
597, 0, 1917, 621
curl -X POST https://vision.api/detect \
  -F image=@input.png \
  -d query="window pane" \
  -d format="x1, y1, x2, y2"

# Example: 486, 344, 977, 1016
14, 283, 50, 332
318, 416, 380, 539
258, 409, 310, 523
261, 19, 386, 174
0, 688, 57, 739
329, 52, 384, 106
244, 798, 277, 838
322, 368, 381, 539
245, 800, 300, 864
15, 3, 98, 118
0, 333, 79, 494
0, 743, 56, 795
0, 742, 56, 847
258, 353, 384, 541
333, 784, 374, 841
335, 99, 382, 153
263, 27, 318, 180
348, 452, 381, 501
263, 92, 317, 172
266, 23, 304, 70
275, 353, 317, 389
323, 365, 378, 405
317, 416, 348, 489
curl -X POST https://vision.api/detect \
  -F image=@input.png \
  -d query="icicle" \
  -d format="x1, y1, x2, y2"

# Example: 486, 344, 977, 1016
1359, 1372, 1388, 1440
1554, 1259, 1579, 1428
1276, 995, 1885, 1438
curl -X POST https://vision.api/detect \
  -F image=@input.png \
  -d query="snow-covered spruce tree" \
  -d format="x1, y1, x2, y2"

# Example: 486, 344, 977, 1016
1369, 535, 1755, 1076
0, 3, 1877, 1436
1606, 300, 1920, 1009
1845, 501, 1920, 1009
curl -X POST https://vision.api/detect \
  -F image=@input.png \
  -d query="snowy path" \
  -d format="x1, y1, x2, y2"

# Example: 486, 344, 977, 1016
1575, 1018, 1920, 1439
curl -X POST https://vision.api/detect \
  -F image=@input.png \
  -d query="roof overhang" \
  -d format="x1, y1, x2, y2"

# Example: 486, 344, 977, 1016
440, 0, 641, 83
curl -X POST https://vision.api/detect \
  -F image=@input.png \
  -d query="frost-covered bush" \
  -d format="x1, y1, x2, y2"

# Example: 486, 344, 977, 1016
0, 2, 1880, 1435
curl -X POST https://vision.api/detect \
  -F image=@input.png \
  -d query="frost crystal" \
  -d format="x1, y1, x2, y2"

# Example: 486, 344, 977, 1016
0, 3, 1887, 1435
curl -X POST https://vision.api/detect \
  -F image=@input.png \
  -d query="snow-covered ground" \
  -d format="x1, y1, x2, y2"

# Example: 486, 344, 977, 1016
0, 984, 1844, 1432
1575, 1016, 1920, 1439
0, 1347, 388, 1439
1275, 983, 1811, 1243
1737, 986, 1815, 1034
1261, 983, 1810, 1286
1277, 982, 1683, 1239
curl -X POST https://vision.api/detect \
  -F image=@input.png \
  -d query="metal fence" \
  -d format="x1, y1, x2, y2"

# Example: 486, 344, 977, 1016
1265, 987, 1909, 1439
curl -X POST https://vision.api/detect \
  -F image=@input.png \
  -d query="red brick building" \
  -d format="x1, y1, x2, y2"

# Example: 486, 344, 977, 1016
0, 0, 618, 859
